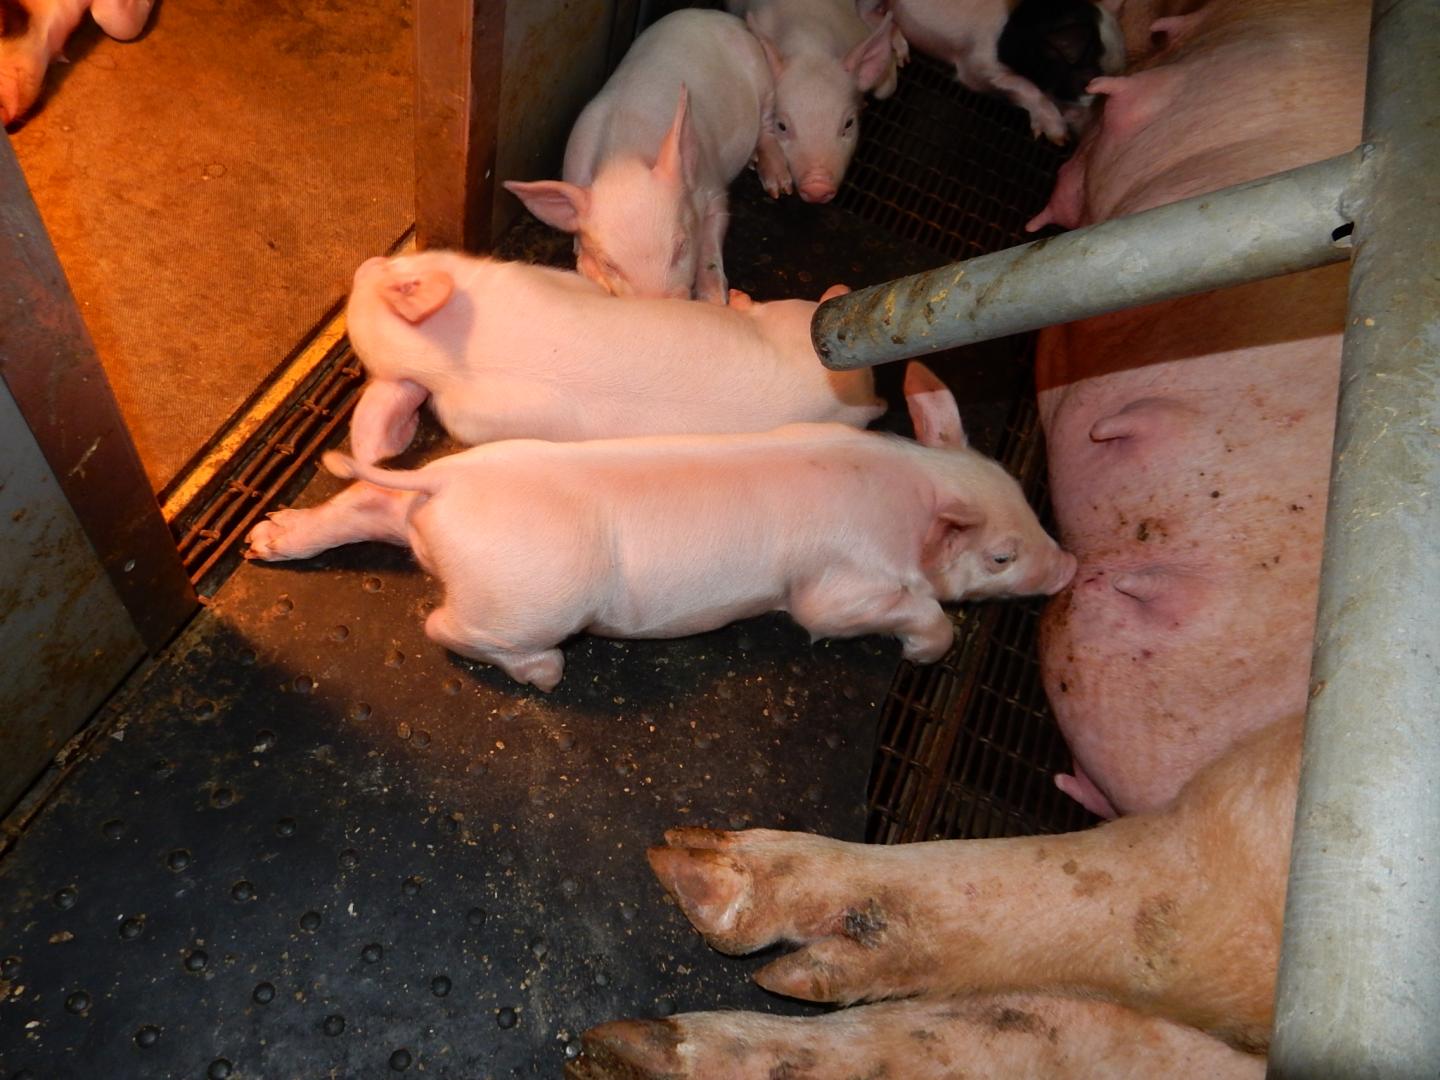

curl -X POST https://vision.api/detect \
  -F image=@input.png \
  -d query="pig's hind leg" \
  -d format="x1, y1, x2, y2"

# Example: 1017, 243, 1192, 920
423, 608, 565, 692
246, 482, 415, 562
576, 994, 1265, 1079
349, 378, 429, 465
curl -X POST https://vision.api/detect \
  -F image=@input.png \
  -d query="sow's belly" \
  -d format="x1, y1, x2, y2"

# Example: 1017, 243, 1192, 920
1035, 265, 1345, 815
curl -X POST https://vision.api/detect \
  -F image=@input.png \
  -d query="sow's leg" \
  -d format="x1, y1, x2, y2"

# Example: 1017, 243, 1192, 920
574, 716, 1300, 1071
575, 994, 1265, 1079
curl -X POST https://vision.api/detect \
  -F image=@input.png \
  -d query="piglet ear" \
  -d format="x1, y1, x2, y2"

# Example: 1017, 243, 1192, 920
921, 504, 985, 576
382, 270, 454, 324
843, 11, 894, 93
904, 362, 967, 449
653, 84, 698, 190
503, 179, 590, 234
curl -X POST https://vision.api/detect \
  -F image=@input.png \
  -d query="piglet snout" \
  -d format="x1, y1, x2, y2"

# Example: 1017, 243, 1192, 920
798, 173, 838, 203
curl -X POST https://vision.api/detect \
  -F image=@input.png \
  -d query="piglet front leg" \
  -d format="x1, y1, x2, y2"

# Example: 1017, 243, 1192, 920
752, 80, 794, 199
694, 191, 731, 305
990, 68, 1070, 144
573, 995, 1265, 1079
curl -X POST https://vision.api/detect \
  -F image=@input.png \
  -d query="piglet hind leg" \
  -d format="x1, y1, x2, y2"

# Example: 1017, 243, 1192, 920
348, 378, 429, 465
572, 995, 1265, 1079
423, 608, 565, 692
245, 482, 415, 562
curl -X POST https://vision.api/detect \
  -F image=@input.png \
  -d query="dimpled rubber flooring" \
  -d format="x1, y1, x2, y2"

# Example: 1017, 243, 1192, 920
0, 510, 894, 1078
0, 180, 1027, 1078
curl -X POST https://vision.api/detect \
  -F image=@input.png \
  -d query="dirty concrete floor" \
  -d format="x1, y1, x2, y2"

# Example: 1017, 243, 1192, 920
9, 0, 414, 493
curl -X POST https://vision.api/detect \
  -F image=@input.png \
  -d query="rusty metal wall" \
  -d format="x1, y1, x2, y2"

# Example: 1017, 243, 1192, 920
491, 0, 628, 240
0, 378, 145, 815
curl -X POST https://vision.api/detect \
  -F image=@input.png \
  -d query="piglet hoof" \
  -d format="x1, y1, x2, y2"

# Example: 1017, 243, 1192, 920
569, 1018, 684, 1079
244, 519, 286, 561
757, 160, 794, 200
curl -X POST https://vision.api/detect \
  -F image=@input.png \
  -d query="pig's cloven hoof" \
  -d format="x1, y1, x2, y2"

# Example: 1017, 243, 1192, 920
647, 828, 934, 1005
569, 1018, 684, 1078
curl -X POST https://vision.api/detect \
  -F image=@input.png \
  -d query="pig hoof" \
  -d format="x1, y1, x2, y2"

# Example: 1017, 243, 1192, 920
646, 829, 926, 1003
573, 1018, 684, 1078
648, 843, 752, 949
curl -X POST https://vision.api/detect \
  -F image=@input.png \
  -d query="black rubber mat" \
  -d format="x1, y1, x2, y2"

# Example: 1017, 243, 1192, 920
0, 186, 990, 1078
0, 508, 896, 1078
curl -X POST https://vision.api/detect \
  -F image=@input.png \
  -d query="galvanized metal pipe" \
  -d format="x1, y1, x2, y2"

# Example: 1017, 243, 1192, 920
1268, 0, 1440, 1075
811, 152, 1362, 370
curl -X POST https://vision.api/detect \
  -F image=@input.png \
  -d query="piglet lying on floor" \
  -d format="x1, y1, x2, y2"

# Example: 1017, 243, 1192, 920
343, 250, 882, 467
247, 363, 1074, 690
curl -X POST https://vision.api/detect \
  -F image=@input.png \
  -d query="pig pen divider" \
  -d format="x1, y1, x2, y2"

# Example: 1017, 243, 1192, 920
812, 149, 1366, 369
1269, 0, 1440, 1071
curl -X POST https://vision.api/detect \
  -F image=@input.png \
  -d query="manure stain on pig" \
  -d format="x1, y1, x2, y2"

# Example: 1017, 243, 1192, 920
767, 1049, 819, 1079
842, 899, 889, 948
1133, 894, 1182, 975
985, 1006, 1058, 1043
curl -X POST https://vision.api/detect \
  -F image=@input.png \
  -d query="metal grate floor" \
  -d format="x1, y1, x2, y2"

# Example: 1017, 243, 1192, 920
836, 52, 1068, 261
834, 53, 1097, 842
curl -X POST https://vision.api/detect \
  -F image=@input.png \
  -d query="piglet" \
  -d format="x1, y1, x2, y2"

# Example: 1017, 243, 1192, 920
504, 10, 786, 303
246, 363, 1075, 691
2, 0, 152, 124
341, 249, 882, 466
730, 0, 901, 203
868, 0, 1124, 143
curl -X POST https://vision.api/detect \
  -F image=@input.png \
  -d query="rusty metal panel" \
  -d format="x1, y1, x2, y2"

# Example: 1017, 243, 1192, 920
492, 0, 616, 241
0, 135, 196, 652
414, 0, 506, 251
0, 376, 145, 815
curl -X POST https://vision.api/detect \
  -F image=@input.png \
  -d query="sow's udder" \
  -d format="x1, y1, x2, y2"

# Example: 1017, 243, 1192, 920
1036, 277, 1343, 815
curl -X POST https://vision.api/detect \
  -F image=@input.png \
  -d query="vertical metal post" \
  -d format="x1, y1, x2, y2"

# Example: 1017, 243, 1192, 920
1269, 0, 1440, 1075
414, 0, 506, 252
0, 135, 196, 652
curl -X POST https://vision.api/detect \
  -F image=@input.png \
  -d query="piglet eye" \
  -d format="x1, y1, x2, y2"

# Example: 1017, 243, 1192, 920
777, 119, 789, 133
843, 116, 855, 131
991, 553, 1013, 566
